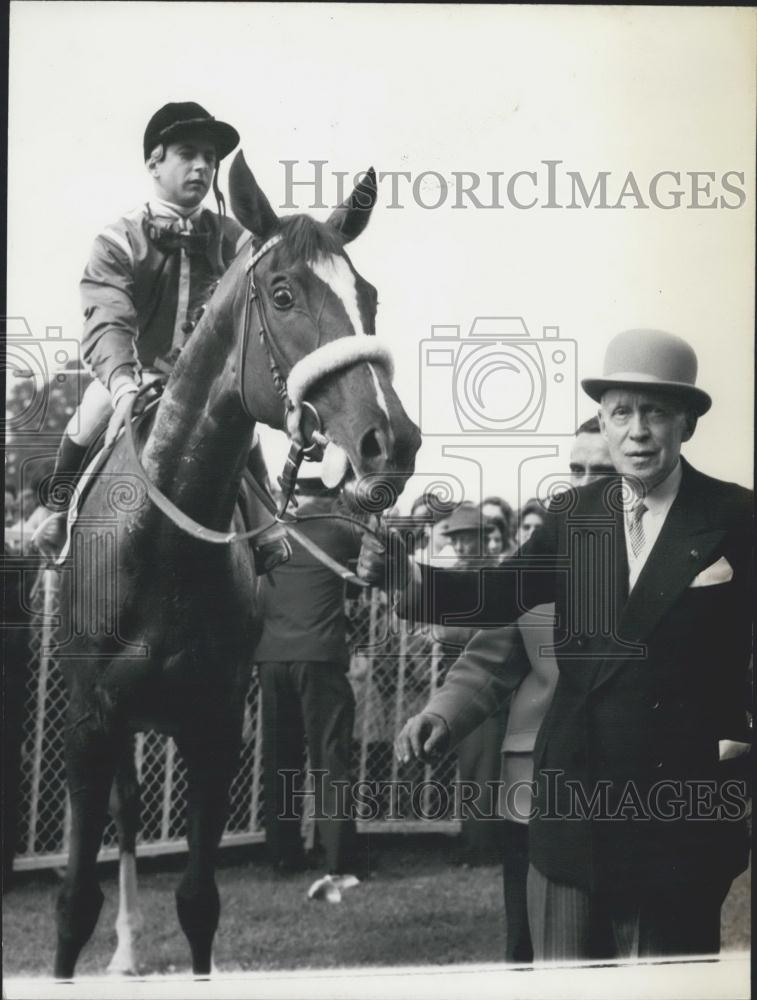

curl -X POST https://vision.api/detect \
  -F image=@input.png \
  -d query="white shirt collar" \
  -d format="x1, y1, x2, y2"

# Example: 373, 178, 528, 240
148, 198, 205, 223
623, 459, 683, 518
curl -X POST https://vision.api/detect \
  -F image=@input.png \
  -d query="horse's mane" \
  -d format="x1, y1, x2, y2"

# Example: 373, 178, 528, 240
273, 214, 344, 266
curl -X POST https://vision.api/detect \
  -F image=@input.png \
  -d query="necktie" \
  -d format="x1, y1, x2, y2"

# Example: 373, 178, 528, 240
172, 216, 191, 351
628, 502, 648, 558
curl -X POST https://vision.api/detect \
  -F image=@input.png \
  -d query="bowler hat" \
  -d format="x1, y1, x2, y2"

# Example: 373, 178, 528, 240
440, 503, 483, 536
581, 329, 711, 416
143, 102, 239, 161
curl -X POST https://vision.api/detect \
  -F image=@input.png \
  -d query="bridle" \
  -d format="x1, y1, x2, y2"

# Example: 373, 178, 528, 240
63, 231, 399, 583
238, 232, 394, 516
238, 233, 323, 514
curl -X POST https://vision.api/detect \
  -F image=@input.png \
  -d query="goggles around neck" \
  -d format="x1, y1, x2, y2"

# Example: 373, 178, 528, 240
144, 204, 211, 256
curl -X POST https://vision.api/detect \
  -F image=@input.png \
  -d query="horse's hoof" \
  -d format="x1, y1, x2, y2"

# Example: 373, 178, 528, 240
106, 956, 138, 976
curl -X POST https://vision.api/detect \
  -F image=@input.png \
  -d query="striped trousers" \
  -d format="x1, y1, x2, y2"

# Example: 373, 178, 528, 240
526, 863, 730, 961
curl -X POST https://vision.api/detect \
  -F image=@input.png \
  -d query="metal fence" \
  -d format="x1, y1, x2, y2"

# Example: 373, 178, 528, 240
12, 570, 461, 872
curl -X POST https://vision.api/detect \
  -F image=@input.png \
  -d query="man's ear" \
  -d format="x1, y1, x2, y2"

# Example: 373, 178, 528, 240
597, 407, 608, 438
681, 411, 697, 443
146, 144, 165, 177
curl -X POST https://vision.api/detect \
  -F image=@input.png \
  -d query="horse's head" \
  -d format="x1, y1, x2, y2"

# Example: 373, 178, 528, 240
228, 152, 421, 511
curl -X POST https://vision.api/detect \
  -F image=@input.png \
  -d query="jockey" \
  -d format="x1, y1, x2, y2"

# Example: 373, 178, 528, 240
38, 102, 284, 569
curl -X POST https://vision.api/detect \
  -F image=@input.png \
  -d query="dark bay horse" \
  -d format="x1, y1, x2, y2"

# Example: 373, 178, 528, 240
53, 151, 420, 978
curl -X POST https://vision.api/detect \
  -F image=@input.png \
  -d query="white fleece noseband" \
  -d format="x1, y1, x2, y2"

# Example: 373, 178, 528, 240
285, 337, 394, 451
287, 336, 394, 407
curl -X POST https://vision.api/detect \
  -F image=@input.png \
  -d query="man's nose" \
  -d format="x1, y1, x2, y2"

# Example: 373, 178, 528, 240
628, 413, 649, 438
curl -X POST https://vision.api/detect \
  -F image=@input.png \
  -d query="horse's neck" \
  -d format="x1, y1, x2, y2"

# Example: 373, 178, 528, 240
140, 312, 253, 532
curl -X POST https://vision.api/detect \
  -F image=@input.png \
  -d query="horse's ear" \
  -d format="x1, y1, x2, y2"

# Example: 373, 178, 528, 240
326, 167, 377, 244
228, 151, 279, 239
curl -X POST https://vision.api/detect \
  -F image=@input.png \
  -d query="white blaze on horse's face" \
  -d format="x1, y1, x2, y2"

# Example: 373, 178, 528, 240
366, 363, 390, 422
308, 254, 366, 336
307, 253, 390, 422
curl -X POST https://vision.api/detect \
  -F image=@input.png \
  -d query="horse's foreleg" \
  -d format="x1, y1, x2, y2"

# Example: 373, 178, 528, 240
55, 724, 117, 980
174, 734, 239, 976
107, 739, 142, 975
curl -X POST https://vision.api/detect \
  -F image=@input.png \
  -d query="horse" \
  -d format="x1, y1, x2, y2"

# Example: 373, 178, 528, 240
52, 151, 421, 979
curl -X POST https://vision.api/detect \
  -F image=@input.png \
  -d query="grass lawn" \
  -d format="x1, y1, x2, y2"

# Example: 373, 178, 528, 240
3, 834, 751, 977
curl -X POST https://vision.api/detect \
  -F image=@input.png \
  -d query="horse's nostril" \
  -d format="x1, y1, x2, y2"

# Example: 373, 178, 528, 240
360, 428, 384, 463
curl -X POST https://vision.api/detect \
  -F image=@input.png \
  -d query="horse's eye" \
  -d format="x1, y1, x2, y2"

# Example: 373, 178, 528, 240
272, 287, 294, 309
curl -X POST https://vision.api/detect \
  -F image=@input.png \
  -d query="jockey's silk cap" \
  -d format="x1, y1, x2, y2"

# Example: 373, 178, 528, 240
144, 102, 240, 161
581, 329, 712, 416
439, 503, 483, 536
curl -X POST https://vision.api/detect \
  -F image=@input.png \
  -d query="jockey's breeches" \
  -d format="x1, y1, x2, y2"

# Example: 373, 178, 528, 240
66, 373, 162, 446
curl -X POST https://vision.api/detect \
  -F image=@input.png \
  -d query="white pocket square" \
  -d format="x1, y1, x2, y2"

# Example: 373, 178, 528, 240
689, 556, 734, 588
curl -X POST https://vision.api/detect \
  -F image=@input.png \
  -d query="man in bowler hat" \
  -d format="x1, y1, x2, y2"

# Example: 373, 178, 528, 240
361, 328, 752, 960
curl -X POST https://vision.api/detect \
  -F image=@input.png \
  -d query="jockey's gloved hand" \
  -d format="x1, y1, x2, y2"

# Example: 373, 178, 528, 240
105, 375, 140, 448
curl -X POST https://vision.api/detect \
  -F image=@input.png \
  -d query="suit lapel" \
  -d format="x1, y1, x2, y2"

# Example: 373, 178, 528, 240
611, 499, 629, 631
590, 460, 726, 693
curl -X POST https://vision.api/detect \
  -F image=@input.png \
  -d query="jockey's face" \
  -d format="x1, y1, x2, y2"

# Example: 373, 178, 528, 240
148, 138, 217, 208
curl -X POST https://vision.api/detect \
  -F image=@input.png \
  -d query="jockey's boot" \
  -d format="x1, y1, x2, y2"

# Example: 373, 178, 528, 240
33, 435, 90, 556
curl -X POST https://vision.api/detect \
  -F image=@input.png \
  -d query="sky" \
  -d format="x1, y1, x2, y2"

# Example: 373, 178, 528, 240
6, 3, 755, 513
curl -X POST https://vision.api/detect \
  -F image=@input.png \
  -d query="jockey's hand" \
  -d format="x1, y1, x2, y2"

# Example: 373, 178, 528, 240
357, 525, 414, 591
105, 382, 139, 448
395, 712, 450, 764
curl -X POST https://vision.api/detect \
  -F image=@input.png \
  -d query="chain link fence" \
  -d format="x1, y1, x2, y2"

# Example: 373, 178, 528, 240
11, 570, 462, 872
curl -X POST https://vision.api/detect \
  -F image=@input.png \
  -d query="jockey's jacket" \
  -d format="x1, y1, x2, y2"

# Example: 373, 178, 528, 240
81, 199, 249, 388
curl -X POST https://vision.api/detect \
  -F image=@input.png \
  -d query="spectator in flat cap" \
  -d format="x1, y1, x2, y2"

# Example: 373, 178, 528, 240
410, 490, 460, 564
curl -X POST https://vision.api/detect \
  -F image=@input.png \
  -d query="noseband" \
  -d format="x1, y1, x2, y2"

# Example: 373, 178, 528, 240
238, 232, 394, 514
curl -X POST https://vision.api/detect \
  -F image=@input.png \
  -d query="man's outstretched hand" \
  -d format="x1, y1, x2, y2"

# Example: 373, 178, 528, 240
357, 525, 414, 591
395, 712, 450, 764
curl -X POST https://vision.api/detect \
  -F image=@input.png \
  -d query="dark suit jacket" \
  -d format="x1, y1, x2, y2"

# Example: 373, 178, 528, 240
253, 494, 362, 664
400, 459, 752, 892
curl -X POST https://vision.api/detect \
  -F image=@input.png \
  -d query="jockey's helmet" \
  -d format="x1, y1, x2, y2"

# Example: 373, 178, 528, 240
144, 102, 239, 161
